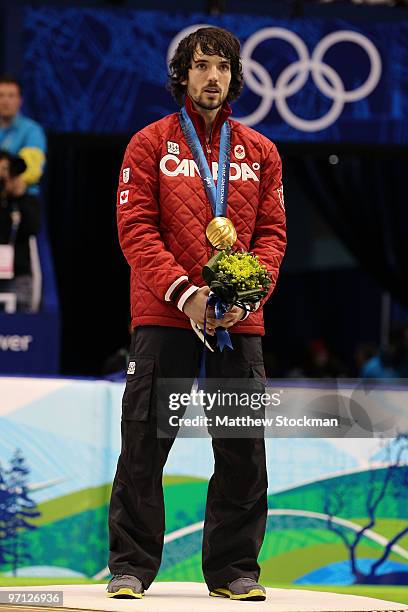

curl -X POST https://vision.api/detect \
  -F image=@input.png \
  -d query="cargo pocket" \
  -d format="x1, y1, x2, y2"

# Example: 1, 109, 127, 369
250, 362, 267, 420
122, 356, 155, 421
251, 362, 266, 384
250, 362, 266, 394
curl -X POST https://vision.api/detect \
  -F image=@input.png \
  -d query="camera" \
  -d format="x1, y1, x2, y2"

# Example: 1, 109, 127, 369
0, 151, 26, 199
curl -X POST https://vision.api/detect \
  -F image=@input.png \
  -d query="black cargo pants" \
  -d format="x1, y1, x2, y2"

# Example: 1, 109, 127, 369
108, 325, 268, 591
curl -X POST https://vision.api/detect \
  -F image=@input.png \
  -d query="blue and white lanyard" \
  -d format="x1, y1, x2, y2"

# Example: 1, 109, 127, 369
179, 105, 231, 217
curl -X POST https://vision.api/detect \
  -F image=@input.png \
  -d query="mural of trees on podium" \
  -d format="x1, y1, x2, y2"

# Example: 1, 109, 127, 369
0, 462, 12, 567
324, 434, 408, 585
0, 449, 41, 576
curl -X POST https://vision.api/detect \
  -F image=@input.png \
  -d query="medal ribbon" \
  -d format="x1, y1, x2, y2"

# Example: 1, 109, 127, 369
179, 105, 230, 218
179, 106, 234, 372
198, 292, 234, 386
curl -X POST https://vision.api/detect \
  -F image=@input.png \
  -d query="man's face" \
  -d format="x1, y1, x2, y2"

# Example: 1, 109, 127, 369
184, 46, 231, 112
0, 83, 22, 121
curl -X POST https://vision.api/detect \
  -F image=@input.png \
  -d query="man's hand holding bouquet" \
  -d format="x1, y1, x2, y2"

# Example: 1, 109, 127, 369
186, 216, 271, 353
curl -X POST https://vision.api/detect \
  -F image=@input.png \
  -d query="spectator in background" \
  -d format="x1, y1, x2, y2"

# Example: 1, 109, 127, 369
354, 341, 377, 377
0, 75, 46, 312
0, 150, 41, 311
361, 325, 408, 378
0, 75, 46, 197
287, 339, 347, 378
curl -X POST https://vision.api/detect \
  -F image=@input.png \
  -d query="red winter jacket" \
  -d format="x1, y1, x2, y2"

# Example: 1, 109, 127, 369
117, 97, 286, 335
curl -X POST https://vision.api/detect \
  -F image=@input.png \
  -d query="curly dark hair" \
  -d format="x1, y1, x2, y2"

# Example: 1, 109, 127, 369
0, 74, 22, 94
168, 27, 243, 106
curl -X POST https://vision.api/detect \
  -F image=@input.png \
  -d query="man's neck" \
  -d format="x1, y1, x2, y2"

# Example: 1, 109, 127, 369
0, 116, 14, 129
191, 100, 219, 142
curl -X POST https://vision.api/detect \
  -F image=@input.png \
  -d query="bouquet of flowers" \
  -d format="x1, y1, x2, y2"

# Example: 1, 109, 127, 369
202, 248, 271, 313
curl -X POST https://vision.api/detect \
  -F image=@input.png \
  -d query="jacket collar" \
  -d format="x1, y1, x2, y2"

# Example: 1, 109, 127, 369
184, 95, 231, 146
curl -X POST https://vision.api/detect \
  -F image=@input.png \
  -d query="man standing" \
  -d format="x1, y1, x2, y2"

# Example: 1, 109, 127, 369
108, 27, 286, 602
0, 76, 46, 197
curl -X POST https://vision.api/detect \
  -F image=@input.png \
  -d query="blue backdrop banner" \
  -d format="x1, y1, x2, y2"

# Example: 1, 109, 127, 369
21, 8, 408, 143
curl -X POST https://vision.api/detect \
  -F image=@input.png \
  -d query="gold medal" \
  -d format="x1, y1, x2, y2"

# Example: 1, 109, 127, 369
206, 216, 237, 249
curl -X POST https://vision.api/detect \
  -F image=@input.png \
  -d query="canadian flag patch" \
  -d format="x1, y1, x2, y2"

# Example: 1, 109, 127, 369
120, 190, 129, 205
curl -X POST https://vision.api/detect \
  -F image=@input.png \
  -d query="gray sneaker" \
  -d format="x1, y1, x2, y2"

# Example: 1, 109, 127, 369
106, 574, 144, 599
210, 577, 266, 601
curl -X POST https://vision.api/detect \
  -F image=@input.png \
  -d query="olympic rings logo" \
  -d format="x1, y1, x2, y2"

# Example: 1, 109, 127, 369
168, 25, 382, 132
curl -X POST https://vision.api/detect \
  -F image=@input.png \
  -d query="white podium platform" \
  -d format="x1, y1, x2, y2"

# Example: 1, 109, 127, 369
0, 583, 407, 612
